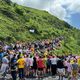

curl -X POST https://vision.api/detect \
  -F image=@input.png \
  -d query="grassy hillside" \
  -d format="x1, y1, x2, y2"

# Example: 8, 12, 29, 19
0, 0, 80, 54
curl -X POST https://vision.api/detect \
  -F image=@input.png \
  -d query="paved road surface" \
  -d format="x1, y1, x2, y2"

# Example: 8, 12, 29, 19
0, 73, 68, 80
1, 73, 80, 80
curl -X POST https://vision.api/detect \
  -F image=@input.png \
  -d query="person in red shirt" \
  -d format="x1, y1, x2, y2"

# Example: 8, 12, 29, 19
37, 55, 45, 78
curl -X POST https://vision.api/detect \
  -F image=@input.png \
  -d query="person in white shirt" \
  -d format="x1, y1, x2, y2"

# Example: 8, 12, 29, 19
50, 55, 58, 76
0, 55, 9, 78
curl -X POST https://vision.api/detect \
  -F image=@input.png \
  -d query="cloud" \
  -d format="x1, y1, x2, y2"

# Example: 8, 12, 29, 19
67, 0, 80, 13
11, 0, 51, 9
49, 0, 80, 21
11, 0, 24, 5
11, 0, 80, 22
49, 3, 68, 20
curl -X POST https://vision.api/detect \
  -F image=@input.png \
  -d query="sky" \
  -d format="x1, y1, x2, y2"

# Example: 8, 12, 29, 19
11, 0, 80, 29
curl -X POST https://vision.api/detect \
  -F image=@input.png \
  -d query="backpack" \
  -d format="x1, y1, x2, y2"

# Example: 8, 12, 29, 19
46, 58, 51, 66
72, 63, 78, 70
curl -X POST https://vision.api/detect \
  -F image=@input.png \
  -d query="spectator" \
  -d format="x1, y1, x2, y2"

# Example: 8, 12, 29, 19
10, 54, 17, 80
17, 56, 25, 80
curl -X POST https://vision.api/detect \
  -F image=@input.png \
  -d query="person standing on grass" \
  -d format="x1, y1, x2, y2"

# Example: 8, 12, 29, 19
17, 56, 25, 80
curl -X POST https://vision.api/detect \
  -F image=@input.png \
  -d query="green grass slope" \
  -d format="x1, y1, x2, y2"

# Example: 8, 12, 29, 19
0, 0, 80, 54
